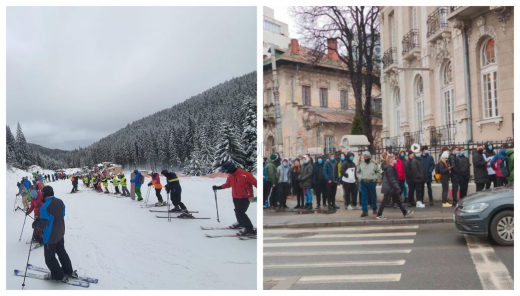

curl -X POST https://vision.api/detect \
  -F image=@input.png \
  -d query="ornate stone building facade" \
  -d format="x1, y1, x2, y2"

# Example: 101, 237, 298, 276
263, 39, 381, 158
380, 6, 514, 148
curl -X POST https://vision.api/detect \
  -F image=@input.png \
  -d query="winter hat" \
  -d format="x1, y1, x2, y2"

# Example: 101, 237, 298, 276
30, 190, 38, 198
363, 151, 371, 157
270, 153, 277, 160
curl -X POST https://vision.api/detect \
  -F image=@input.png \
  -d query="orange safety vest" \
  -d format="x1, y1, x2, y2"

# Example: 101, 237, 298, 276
150, 179, 163, 189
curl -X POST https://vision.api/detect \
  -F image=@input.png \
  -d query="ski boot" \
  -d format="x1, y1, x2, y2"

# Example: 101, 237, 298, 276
67, 270, 79, 279
228, 222, 243, 229
155, 201, 166, 207
44, 273, 69, 284
177, 210, 194, 218
169, 206, 182, 213
237, 228, 257, 237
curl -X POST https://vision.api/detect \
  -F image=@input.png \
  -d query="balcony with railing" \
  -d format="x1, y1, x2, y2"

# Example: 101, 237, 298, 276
402, 29, 420, 61
429, 124, 457, 145
427, 7, 450, 43
447, 6, 490, 21
382, 47, 397, 73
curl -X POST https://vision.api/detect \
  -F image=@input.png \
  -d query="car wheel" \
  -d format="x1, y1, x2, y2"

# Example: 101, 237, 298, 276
490, 210, 514, 246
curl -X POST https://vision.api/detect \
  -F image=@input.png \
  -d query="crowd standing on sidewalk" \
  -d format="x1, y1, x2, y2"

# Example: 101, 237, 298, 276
263, 142, 514, 219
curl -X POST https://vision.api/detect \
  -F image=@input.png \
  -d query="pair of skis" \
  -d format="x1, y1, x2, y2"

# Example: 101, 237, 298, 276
14, 264, 98, 288
201, 226, 257, 240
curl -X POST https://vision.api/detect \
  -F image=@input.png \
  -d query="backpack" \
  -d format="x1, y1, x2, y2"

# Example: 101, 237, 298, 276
434, 162, 442, 181
500, 155, 510, 177
139, 174, 145, 184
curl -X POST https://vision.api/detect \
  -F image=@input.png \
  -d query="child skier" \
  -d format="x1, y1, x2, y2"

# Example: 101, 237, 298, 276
111, 174, 121, 194
160, 169, 191, 216
212, 161, 257, 236
148, 172, 165, 206
120, 173, 130, 197
102, 174, 110, 194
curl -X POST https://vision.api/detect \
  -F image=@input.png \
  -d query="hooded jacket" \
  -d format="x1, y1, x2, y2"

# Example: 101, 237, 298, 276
411, 156, 426, 183
340, 152, 357, 183
277, 162, 291, 183
458, 153, 471, 177
381, 163, 401, 195
472, 148, 489, 183
323, 158, 340, 182
27, 190, 44, 217
299, 162, 313, 188
220, 168, 257, 199
265, 159, 279, 184
35, 196, 66, 245
506, 149, 514, 182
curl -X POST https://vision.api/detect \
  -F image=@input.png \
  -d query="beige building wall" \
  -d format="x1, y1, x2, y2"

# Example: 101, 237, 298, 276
380, 6, 514, 148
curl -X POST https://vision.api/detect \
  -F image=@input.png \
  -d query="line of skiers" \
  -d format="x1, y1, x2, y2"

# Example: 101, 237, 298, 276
263, 142, 514, 218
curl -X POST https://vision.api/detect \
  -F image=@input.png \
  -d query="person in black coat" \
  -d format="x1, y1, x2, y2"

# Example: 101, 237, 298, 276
448, 146, 461, 206
411, 152, 426, 207
290, 159, 303, 209
458, 146, 471, 198
403, 151, 416, 207
312, 156, 327, 209
473, 144, 489, 191
376, 155, 413, 220
437, 151, 451, 206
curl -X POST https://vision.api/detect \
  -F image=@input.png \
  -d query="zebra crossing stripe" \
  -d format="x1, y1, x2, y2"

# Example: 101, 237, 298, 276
264, 249, 412, 256
264, 239, 414, 248
297, 274, 402, 284
264, 232, 417, 240
264, 225, 419, 234
264, 260, 405, 269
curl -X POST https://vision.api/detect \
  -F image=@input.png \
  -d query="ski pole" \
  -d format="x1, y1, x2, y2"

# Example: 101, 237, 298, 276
213, 190, 220, 223
19, 211, 30, 242
167, 189, 171, 222
16, 207, 34, 220
13, 194, 20, 211
22, 228, 36, 289
145, 186, 151, 207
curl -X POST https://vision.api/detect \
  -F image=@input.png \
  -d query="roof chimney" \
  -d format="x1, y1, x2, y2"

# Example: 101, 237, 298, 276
327, 38, 339, 61
290, 39, 300, 55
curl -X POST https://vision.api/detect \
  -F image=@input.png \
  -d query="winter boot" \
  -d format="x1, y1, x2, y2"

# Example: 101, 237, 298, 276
229, 222, 243, 229
44, 273, 69, 284
177, 211, 194, 218
67, 270, 79, 279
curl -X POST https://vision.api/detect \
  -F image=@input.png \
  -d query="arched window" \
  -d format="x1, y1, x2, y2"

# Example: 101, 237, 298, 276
414, 76, 424, 143
480, 38, 499, 119
442, 61, 455, 142
394, 88, 401, 145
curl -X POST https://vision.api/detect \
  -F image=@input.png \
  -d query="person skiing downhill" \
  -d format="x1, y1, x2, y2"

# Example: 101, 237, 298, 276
148, 172, 165, 206
32, 186, 78, 283
130, 170, 144, 201
160, 169, 191, 216
212, 161, 257, 236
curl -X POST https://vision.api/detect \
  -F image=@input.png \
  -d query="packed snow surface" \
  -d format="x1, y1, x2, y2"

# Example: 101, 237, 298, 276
6, 166, 257, 289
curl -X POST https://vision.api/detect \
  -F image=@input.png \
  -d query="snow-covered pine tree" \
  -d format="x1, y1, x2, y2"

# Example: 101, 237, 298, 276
6, 125, 17, 166
198, 126, 215, 175
185, 143, 203, 176
241, 97, 257, 173
15, 123, 31, 169
212, 121, 247, 171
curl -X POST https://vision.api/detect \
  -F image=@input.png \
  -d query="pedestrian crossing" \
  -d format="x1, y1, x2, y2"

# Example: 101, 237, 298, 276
263, 225, 417, 289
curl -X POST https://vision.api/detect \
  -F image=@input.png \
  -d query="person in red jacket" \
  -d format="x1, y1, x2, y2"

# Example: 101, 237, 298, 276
395, 150, 406, 202
213, 161, 257, 236
27, 189, 44, 244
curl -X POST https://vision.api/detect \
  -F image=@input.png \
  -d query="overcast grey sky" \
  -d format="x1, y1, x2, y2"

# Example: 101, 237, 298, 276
7, 6, 257, 150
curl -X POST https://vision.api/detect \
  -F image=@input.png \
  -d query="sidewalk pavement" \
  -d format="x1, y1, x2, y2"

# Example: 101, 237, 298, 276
263, 197, 455, 229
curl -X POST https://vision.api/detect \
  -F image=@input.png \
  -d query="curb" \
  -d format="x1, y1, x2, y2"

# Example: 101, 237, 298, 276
263, 217, 453, 229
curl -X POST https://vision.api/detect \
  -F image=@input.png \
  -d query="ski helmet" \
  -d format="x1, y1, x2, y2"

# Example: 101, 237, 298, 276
220, 161, 237, 174
134, 169, 138, 173
161, 169, 168, 176
41, 186, 54, 199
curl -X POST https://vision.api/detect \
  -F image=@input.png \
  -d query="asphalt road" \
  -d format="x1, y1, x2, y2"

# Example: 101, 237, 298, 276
263, 223, 513, 290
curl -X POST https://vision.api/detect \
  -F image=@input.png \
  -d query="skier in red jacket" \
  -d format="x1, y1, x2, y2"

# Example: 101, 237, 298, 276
213, 161, 257, 236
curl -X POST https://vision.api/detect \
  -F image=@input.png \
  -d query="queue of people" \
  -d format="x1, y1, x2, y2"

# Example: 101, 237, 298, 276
263, 142, 514, 218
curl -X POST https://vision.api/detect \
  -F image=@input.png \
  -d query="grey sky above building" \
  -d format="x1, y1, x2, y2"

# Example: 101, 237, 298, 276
7, 6, 257, 150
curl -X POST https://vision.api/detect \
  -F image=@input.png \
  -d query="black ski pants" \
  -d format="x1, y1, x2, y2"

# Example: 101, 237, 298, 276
155, 188, 163, 202
44, 238, 73, 281
342, 182, 358, 206
233, 198, 254, 232
168, 188, 186, 210
314, 181, 327, 207
277, 182, 290, 207
326, 182, 338, 206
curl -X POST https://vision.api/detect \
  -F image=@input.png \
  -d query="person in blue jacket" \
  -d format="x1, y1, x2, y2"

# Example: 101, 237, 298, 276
323, 152, 340, 210
420, 146, 436, 206
130, 169, 143, 201
32, 186, 78, 283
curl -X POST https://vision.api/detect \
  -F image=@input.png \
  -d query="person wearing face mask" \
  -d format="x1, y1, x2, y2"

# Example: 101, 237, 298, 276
457, 147, 471, 198
473, 143, 489, 192
376, 155, 414, 220
276, 159, 291, 209
411, 150, 426, 208
265, 154, 280, 210
356, 151, 381, 217
420, 146, 435, 206
490, 143, 510, 187
404, 151, 416, 207
290, 159, 304, 209
448, 147, 461, 206
312, 156, 328, 209
397, 150, 408, 202
483, 141, 497, 189
394, 150, 406, 204
298, 155, 314, 209
323, 153, 340, 210
437, 151, 451, 207
341, 152, 358, 210
274, 152, 282, 168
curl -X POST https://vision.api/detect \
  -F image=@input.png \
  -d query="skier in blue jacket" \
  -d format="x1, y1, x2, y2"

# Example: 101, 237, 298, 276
130, 170, 143, 201
32, 186, 78, 283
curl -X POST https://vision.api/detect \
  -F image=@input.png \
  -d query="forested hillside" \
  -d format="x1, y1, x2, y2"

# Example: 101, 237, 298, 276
7, 72, 257, 175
